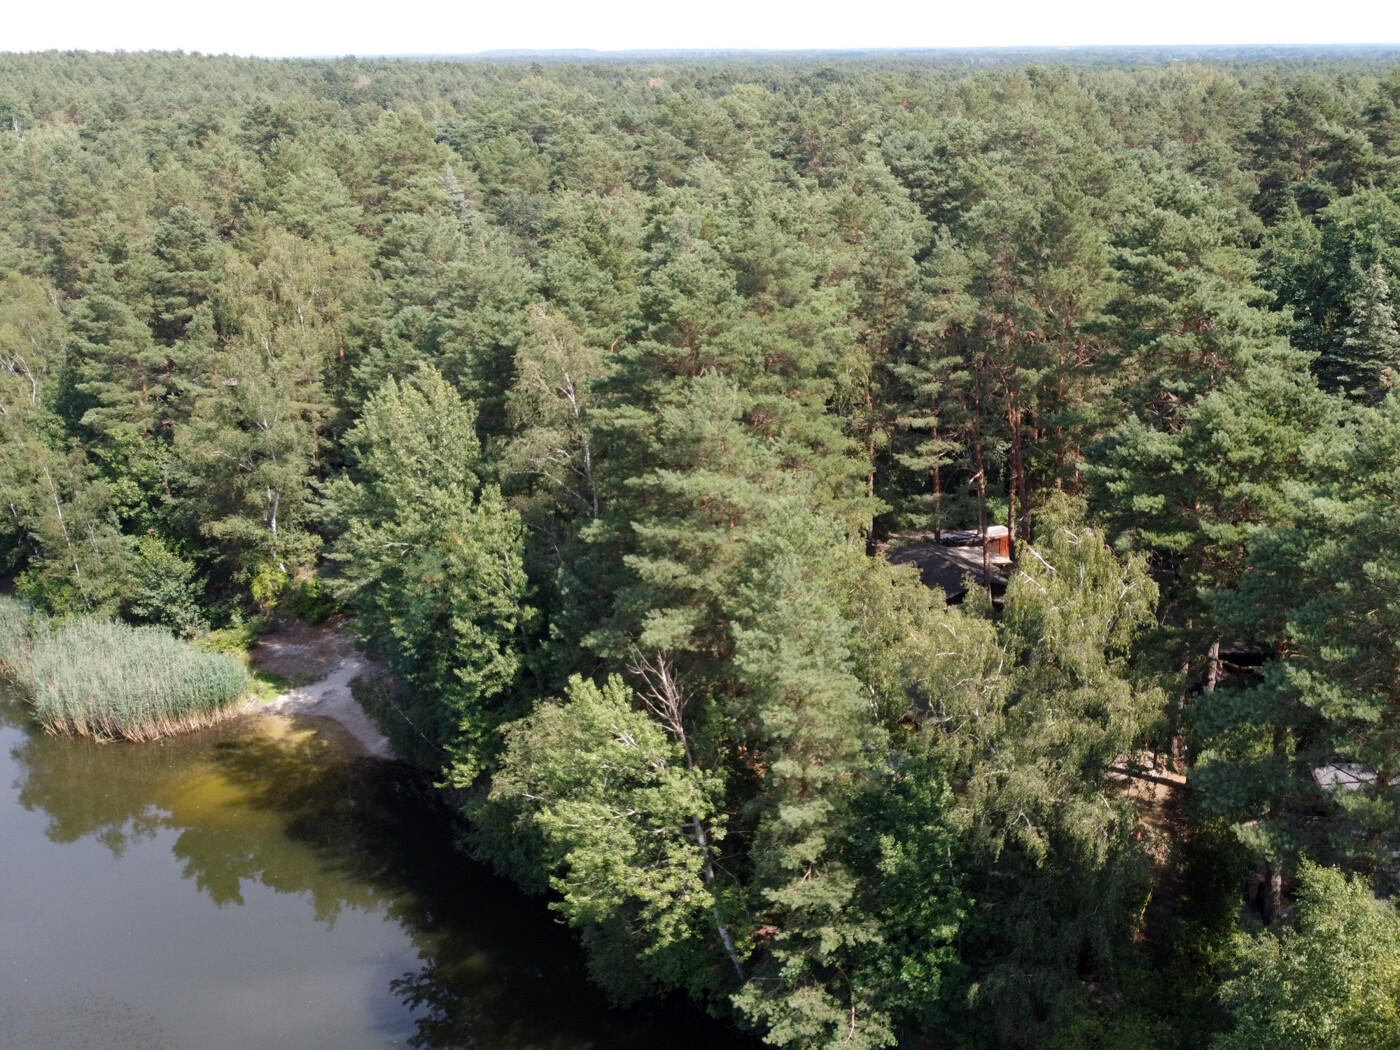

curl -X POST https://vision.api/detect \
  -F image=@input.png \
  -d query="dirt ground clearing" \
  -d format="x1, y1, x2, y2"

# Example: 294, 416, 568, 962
243, 620, 396, 760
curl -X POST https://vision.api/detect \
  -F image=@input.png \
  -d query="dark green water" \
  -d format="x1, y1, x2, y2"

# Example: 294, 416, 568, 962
0, 692, 749, 1050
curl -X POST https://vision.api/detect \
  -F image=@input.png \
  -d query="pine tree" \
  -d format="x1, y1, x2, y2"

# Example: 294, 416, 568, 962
0, 271, 136, 613
729, 542, 889, 1049
1200, 391, 1400, 889
147, 205, 222, 347
1333, 261, 1400, 402
67, 257, 167, 460
1258, 188, 1400, 400
324, 364, 534, 782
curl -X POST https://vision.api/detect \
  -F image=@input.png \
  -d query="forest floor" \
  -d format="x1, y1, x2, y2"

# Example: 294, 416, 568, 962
1109, 760, 1190, 953
243, 619, 396, 760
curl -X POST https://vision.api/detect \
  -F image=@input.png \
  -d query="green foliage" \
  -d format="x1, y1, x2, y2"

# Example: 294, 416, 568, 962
728, 544, 890, 1048
939, 497, 1163, 1045
838, 748, 968, 1043
490, 674, 727, 999
3, 49, 1400, 1050
324, 364, 534, 782
1259, 189, 1400, 401
1214, 863, 1400, 1050
502, 303, 609, 519
1199, 389, 1400, 877
0, 595, 44, 679
284, 573, 337, 624
125, 534, 207, 636
1043, 1008, 1174, 1050
192, 616, 268, 658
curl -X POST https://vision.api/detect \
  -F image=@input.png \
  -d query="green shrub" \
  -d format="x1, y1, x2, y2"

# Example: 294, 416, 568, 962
0, 597, 249, 741
126, 536, 208, 637
286, 574, 337, 625
0, 596, 45, 681
193, 615, 267, 658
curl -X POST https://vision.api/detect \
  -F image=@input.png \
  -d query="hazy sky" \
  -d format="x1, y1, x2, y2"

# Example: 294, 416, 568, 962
4, 0, 1399, 56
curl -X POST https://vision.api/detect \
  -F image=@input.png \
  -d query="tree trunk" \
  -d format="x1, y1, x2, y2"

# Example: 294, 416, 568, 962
1261, 860, 1284, 925
1263, 716, 1289, 925
1007, 399, 1023, 560
40, 459, 88, 607
635, 655, 746, 982
971, 430, 991, 604
866, 383, 877, 553
931, 409, 944, 540
1170, 657, 1191, 771
691, 814, 746, 981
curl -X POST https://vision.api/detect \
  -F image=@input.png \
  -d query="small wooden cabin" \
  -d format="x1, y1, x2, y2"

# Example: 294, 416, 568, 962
985, 525, 1010, 559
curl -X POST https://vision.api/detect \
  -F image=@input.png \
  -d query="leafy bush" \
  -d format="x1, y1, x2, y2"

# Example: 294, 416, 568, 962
193, 614, 267, 657
126, 535, 208, 637
286, 574, 337, 625
0, 596, 45, 680
0, 596, 249, 740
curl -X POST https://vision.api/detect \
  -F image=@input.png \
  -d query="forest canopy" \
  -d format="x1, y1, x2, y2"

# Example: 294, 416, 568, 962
3, 48, 1400, 1049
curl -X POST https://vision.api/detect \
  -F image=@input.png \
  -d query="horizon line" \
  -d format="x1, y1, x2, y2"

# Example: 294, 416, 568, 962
5, 43, 1400, 61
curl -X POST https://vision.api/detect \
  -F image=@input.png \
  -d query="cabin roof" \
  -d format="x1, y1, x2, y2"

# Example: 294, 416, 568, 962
887, 540, 1008, 603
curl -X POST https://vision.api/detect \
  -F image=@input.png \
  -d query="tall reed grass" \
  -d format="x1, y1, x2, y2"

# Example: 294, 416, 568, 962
0, 596, 249, 741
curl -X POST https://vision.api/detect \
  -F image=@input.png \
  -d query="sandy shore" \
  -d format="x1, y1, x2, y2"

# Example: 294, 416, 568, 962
244, 623, 397, 760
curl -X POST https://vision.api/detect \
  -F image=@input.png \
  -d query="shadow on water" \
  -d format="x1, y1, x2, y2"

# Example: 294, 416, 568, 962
2, 696, 755, 1050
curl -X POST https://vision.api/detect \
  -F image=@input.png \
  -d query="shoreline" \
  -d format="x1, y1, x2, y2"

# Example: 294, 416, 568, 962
243, 623, 397, 760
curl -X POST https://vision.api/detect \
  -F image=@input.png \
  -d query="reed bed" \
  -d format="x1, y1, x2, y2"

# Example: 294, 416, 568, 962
0, 597, 249, 741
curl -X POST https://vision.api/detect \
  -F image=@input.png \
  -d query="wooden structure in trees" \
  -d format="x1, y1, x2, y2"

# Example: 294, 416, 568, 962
985, 525, 1010, 560
885, 535, 1007, 606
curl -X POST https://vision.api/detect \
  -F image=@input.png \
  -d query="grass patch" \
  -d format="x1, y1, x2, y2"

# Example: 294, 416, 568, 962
247, 668, 293, 703
193, 616, 294, 699
195, 617, 325, 697
0, 596, 250, 741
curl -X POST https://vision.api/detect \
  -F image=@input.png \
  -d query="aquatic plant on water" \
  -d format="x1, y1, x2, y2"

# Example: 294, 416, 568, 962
0, 597, 249, 741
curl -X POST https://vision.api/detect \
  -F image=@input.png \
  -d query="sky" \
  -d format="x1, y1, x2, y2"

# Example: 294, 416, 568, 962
3, 0, 1399, 56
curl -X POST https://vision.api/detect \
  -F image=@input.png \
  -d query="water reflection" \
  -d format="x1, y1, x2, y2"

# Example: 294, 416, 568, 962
2, 695, 749, 1050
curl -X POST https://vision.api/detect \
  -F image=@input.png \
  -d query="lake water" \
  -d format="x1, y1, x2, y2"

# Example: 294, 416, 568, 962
0, 691, 749, 1049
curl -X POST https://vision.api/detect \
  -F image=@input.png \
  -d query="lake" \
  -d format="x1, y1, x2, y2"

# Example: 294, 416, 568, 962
0, 691, 749, 1049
